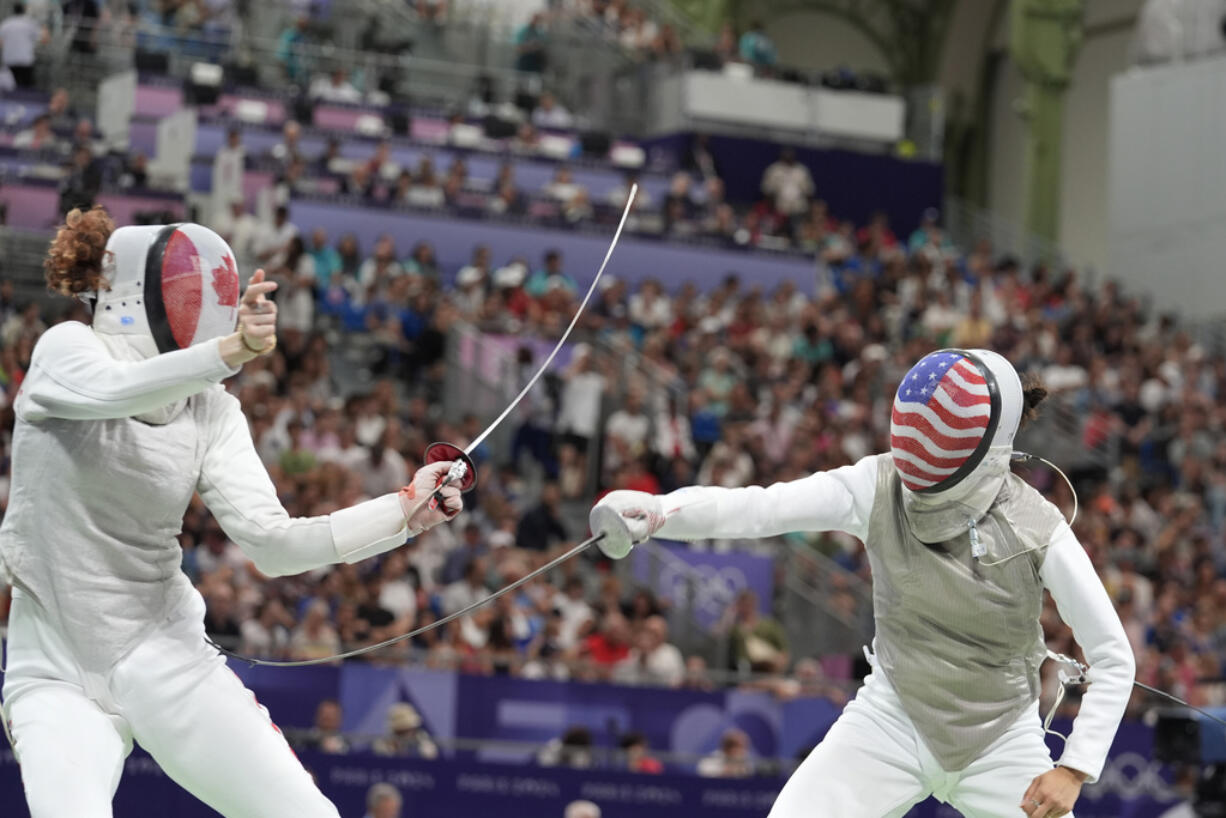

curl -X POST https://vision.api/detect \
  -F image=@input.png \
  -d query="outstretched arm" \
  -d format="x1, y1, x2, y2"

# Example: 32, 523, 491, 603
590, 455, 880, 557
656, 456, 879, 541
196, 390, 413, 577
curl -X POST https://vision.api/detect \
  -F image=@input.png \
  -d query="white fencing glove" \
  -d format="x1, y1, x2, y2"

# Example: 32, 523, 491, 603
399, 461, 463, 537
589, 490, 665, 559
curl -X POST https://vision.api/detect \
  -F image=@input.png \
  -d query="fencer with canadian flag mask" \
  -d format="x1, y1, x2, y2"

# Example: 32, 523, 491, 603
590, 348, 1136, 818
85, 223, 244, 423
0, 208, 461, 818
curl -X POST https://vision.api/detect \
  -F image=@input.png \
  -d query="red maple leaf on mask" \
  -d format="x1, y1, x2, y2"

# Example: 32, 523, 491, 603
212, 254, 240, 307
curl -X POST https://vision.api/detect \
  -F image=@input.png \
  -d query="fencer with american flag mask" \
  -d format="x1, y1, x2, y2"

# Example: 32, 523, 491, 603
590, 348, 1134, 818
0, 208, 462, 818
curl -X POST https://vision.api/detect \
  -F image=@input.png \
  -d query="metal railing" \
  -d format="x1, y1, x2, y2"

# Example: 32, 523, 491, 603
613, 539, 732, 669
776, 542, 873, 660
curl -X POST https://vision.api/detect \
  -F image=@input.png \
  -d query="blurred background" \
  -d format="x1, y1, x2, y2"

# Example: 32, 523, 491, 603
0, 0, 1225, 816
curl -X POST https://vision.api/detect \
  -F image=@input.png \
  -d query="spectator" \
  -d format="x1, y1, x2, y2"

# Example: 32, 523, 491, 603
516, 480, 569, 551
119, 151, 149, 189
556, 344, 605, 457
564, 801, 601, 818
532, 91, 574, 130
0, 3, 47, 88
722, 590, 789, 674
240, 599, 294, 658
211, 126, 244, 222
553, 576, 594, 650
45, 87, 78, 132
537, 726, 593, 769
273, 236, 317, 336
441, 556, 489, 616
202, 583, 241, 644
526, 249, 577, 298
544, 166, 583, 206
372, 703, 439, 759
514, 12, 548, 74
761, 147, 814, 221
697, 728, 754, 778
270, 120, 303, 167
738, 20, 778, 70
684, 133, 722, 184
580, 611, 632, 674
308, 227, 342, 289
403, 241, 439, 279
301, 699, 350, 755
407, 156, 446, 208
441, 522, 489, 585
363, 783, 403, 818
310, 66, 361, 103
0, 302, 44, 350
58, 145, 101, 216
212, 198, 260, 275
96, 2, 139, 71
12, 113, 55, 150
614, 615, 685, 687
290, 599, 342, 661
604, 388, 650, 475
253, 205, 299, 272
619, 732, 663, 774
276, 16, 311, 84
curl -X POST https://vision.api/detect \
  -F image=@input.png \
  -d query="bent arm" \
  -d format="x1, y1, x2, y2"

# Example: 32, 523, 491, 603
19, 322, 237, 422
197, 390, 409, 577
1040, 524, 1136, 784
655, 455, 879, 542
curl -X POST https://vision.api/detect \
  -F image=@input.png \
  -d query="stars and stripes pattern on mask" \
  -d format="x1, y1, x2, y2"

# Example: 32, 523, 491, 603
890, 351, 992, 491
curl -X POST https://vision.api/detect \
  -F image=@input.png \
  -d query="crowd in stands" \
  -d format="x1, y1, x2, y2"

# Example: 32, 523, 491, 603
202, 117, 875, 259
1, 158, 1224, 747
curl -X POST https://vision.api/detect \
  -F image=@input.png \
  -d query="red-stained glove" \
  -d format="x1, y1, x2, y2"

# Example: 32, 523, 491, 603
399, 461, 463, 537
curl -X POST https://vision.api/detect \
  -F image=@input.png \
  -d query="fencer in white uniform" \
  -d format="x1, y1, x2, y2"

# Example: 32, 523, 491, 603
0, 216, 463, 818
591, 349, 1135, 818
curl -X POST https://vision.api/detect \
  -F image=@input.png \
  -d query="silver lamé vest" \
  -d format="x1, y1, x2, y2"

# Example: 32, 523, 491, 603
865, 453, 1065, 771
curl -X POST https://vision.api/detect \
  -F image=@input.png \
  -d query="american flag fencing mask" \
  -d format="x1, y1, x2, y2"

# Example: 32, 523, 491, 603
890, 349, 1009, 494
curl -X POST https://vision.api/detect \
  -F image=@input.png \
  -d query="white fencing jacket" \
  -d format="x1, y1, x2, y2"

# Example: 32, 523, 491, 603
0, 322, 409, 684
655, 454, 1135, 783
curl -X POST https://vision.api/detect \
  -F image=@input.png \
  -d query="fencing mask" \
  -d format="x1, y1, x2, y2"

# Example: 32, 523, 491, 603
92, 223, 241, 356
91, 223, 241, 422
889, 348, 1023, 542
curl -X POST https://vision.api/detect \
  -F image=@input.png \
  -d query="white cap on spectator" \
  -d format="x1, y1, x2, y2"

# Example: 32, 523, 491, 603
457, 266, 485, 287
598, 274, 618, 293
494, 262, 527, 289
489, 530, 515, 549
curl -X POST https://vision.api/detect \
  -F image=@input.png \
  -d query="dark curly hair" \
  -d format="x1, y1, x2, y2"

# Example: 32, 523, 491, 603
1020, 371, 1048, 428
44, 206, 115, 297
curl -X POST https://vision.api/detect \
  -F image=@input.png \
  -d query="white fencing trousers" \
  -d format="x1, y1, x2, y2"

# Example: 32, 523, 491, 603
1, 592, 340, 818
769, 670, 1070, 818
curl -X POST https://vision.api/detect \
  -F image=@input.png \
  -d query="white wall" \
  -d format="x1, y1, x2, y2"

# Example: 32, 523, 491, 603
985, 0, 1143, 270
765, 11, 891, 74
1108, 55, 1226, 318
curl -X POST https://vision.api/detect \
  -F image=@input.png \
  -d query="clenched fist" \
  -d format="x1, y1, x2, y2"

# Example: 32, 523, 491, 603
400, 461, 463, 537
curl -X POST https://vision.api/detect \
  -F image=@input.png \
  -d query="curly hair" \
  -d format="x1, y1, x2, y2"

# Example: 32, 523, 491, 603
44, 206, 116, 298
1020, 371, 1048, 428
